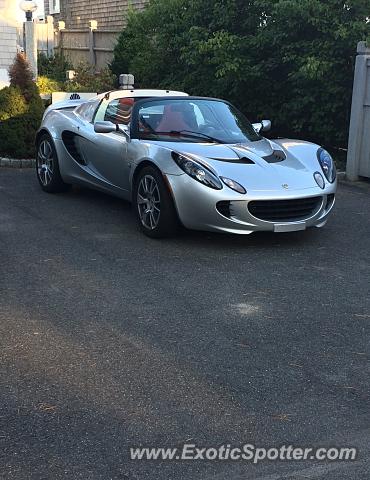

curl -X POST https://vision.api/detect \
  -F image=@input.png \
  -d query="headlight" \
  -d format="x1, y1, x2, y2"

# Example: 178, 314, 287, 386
220, 177, 246, 194
313, 171, 325, 189
317, 148, 336, 183
171, 152, 222, 190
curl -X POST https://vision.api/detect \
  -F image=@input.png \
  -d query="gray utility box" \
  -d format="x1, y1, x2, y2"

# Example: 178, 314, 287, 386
347, 42, 370, 181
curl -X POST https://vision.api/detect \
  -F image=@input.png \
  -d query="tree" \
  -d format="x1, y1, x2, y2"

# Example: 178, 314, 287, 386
8, 52, 39, 103
111, 0, 369, 150
0, 54, 44, 158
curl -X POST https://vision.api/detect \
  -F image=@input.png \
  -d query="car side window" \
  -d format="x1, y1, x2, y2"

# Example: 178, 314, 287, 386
103, 98, 134, 125
75, 99, 101, 123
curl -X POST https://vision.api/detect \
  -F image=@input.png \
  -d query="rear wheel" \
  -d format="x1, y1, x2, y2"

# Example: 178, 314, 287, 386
36, 134, 70, 193
133, 166, 179, 238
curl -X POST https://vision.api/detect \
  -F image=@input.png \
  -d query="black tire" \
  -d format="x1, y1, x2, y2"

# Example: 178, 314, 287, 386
133, 166, 179, 238
36, 133, 70, 193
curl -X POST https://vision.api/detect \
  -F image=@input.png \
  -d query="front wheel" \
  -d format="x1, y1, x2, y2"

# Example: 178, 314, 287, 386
36, 134, 70, 193
133, 166, 179, 238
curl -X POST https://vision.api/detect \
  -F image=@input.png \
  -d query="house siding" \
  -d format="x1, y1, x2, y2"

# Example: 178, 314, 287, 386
0, 0, 18, 86
45, 0, 147, 30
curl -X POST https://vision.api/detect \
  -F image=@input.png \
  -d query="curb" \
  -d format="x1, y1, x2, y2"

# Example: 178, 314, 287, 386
0, 158, 35, 168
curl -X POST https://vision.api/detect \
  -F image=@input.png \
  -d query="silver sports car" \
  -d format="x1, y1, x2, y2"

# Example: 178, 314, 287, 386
36, 88, 337, 237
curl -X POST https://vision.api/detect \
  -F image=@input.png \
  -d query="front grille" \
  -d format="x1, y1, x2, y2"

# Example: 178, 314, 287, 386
248, 196, 322, 222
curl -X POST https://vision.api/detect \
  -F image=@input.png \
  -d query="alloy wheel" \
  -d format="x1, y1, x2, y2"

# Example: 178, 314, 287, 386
137, 174, 161, 230
37, 139, 54, 186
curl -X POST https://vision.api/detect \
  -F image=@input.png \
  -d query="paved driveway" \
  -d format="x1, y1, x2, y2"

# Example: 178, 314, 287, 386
1, 169, 370, 479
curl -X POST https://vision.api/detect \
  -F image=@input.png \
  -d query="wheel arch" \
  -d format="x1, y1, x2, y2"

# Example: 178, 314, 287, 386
35, 127, 54, 148
132, 159, 158, 182
131, 160, 166, 198
131, 159, 181, 222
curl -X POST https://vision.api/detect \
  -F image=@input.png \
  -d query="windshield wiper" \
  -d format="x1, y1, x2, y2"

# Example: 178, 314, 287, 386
154, 130, 224, 144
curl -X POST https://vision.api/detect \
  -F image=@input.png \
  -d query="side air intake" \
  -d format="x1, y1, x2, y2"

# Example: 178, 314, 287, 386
62, 131, 86, 165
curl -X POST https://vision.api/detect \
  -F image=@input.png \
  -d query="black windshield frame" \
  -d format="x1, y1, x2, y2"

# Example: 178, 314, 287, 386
130, 96, 262, 144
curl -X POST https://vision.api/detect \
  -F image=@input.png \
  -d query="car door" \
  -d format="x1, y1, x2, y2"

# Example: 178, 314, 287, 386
77, 98, 134, 193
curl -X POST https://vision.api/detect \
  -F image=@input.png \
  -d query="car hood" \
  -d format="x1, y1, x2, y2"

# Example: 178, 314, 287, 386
152, 139, 319, 192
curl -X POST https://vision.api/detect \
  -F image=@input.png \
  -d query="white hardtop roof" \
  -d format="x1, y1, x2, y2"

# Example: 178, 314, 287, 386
44, 89, 189, 119
102, 89, 189, 100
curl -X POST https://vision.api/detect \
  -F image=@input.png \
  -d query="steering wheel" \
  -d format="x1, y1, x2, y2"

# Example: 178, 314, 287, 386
139, 115, 156, 133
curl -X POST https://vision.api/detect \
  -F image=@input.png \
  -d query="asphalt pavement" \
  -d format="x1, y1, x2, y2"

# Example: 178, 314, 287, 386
1, 168, 370, 480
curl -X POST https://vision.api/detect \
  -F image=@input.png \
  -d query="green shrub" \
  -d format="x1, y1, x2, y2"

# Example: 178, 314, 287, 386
0, 54, 44, 158
37, 75, 62, 94
37, 57, 117, 94
64, 63, 116, 93
0, 108, 41, 158
0, 86, 27, 121
38, 52, 72, 82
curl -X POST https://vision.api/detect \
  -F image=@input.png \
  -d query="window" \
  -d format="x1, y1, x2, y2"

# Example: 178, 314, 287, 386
139, 103, 205, 132
49, 0, 60, 14
104, 98, 134, 125
75, 98, 101, 123
134, 98, 261, 143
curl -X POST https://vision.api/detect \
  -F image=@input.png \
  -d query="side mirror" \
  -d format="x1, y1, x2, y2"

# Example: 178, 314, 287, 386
252, 119, 272, 134
94, 121, 131, 141
261, 120, 271, 132
94, 121, 116, 134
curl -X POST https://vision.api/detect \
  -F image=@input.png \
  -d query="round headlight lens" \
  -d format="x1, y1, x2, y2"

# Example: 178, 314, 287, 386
317, 148, 336, 183
220, 177, 246, 194
314, 171, 325, 189
172, 152, 222, 190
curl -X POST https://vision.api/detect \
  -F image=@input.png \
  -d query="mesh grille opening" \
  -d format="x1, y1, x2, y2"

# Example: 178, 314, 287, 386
248, 197, 322, 222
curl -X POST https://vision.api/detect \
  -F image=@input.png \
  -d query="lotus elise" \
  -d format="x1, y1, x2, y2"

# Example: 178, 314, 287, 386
36, 89, 337, 237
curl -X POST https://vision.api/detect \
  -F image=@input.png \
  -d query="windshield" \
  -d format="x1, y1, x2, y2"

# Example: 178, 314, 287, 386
135, 98, 261, 144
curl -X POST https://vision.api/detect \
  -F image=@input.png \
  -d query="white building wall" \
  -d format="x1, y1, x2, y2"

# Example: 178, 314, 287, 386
0, 0, 18, 87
